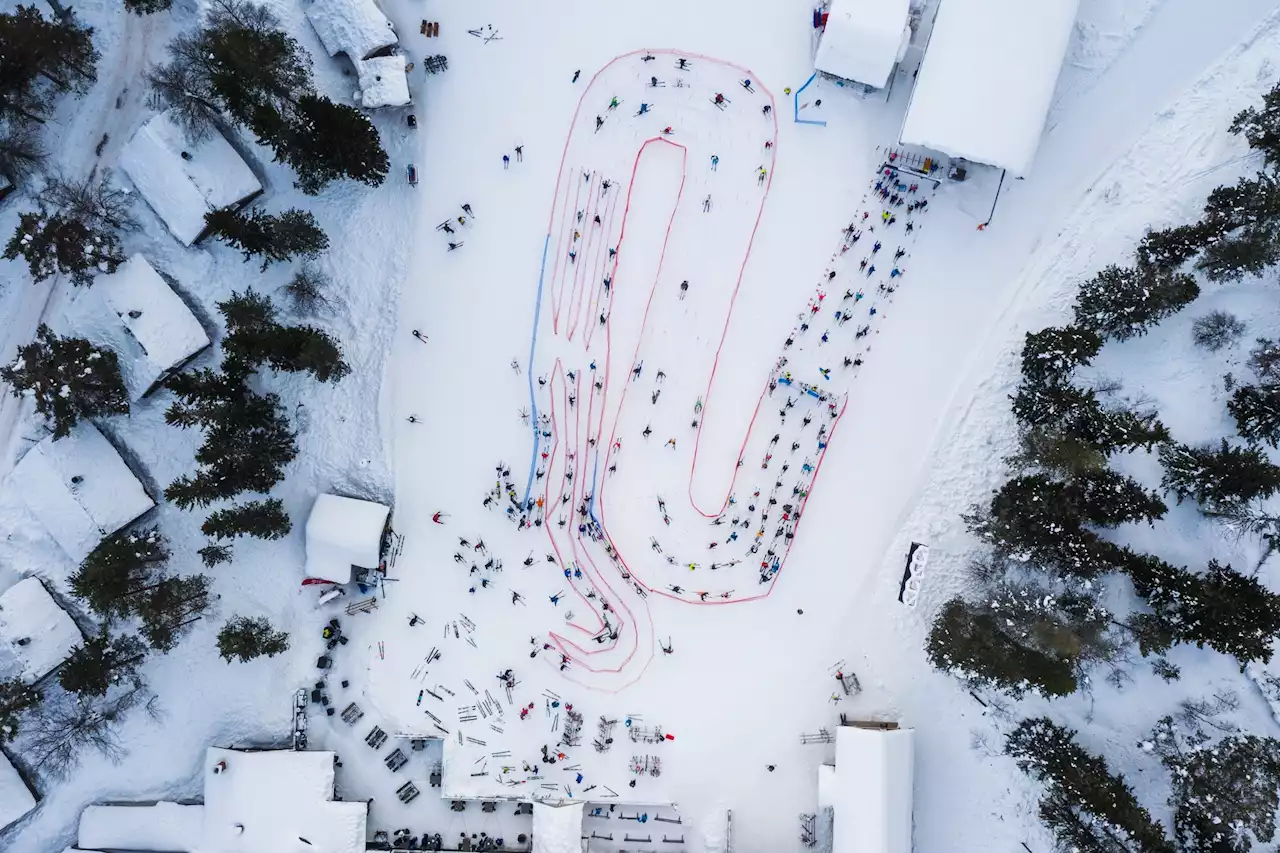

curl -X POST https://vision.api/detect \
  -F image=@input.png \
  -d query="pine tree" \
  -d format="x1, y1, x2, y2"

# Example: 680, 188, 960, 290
0, 325, 128, 437
1248, 337, 1280, 384
137, 574, 214, 652
218, 290, 349, 382
1135, 222, 1220, 270
1165, 732, 1280, 852
1192, 311, 1246, 352
203, 206, 328, 270
1228, 384, 1280, 447
1073, 264, 1200, 341
1066, 468, 1167, 528
266, 93, 389, 194
1011, 380, 1169, 453
0, 677, 40, 741
198, 543, 233, 567
58, 630, 147, 697
71, 526, 169, 619
0, 6, 99, 102
217, 615, 289, 663
124, 0, 173, 13
1010, 427, 1109, 478
1006, 717, 1172, 853
1197, 229, 1280, 283
1229, 82, 1280, 167
202, 498, 291, 541
4, 209, 125, 285
1159, 439, 1280, 508
1020, 325, 1103, 387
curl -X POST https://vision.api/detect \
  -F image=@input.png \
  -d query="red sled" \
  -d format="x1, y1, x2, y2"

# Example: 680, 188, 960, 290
665, 733, 675, 741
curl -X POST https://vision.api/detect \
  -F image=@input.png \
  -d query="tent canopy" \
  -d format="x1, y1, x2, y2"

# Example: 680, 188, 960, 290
815, 0, 911, 89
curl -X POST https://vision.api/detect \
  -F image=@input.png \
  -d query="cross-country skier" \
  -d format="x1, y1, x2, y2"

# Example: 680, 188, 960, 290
710, 154, 719, 170
572, 70, 580, 82
503, 154, 509, 169
412, 329, 427, 342
595, 116, 604, 131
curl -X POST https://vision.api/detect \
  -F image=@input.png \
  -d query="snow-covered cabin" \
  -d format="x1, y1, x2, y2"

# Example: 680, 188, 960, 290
817, 722, 914, 853
815, 0, 912, 89
119, 110, 263, 247
356, 55, 411, 108
899, 0, 1078, 176
0, 577, 83, 683
304, 493, 390, 584
306, 0, 398, 61
532, 801, 584, 853
6, 423, 155, 564
65, 255, 211, 401
0, 749, 36, 831
77, 748, 367, 853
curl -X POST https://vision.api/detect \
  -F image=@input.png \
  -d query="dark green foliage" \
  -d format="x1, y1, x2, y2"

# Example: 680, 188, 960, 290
1247, 337, 1280, 384
124, 0, 173, 12
1068, 468, 1168, 527
217, 615, 289, 662
1159, 440, 1280, 508
1229, 82, 1280, 167
1172, 733, 1280, 852
1006, 717, 1172, 853
218, 290, 349, 382
1194, 173, 1280, 281
137, 575, 214, 652
71, 526, 169, 620
1009, 427, 1109, 478
928, 597, 1078, 697
262, 94, 389, 194
1192, 311, 1246, 352
58, 630, 146, 697
0, 119, 45, 184
0, 677, 39, 741
203, 206, 328, 270
1020, 325, 1103, 387
202, 498, 291, 541
1011, 380, 1169, 453
1135, 222, 1220, 270
4, 209, 125, 285
1198, 229, 1280, 282
1228, 384, 1280, 447
0, 6, 99, 124
0, 325, 128, 437
198, 543, 234, 567
1073, 264, 1200, 341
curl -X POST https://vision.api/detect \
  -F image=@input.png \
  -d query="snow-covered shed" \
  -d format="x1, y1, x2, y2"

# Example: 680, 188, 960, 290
0, 749, 36, 831
815, 0, 912, 89
78, 802, 204, 852
304, 493, 390, 584
899, 0, 1078, 176
7, 423, 154, 564
306, 0, 397, 61
0, 577, 83, 683
820, 722, 913, 853
356, 55, 411, 108
66, 255, 211, 401
119, 110, 263, 247
532, 801, 584, 853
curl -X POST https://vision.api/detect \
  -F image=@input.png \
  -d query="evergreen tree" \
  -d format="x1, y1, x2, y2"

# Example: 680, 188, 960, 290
1166, 732, 1280, 853
0, 6, 98, 108
266, 94, 389, 194
1011, 380, 1169, 453
1228, 384, 1280, 447
138, 574, 214, 652
218, 290, 349, 382
1135, 222, 1220, 271
1159, 440, 1280, 507
202, 498, 291, 541
0, 325, 128, 437
4, 209, 125, 285
1197, 229, 1280, 283
1073, 264, 1200, 341
1009, 426, 1108, 478
1005, 717, 1172, 853
71, 526, 169, 619
1020, 325, 1103, 387
1247, 337, 1280, 384
58, 630, 146, 697
0, 677, 39, 741
1066, 468, 1167, 528
198, 543, 233, 567
203, 206, 328, 269
217, 615, 289, 662
124, 0, 173, 13
1229, 82, 1280, 167
1202, 172, 1280, 232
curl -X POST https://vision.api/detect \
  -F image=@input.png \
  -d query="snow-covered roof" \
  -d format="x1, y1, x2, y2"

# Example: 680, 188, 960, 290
0, 577, 83, 683
65, 255, 210, 401
304, 493, 389, 584
306, 0, 397, 61
0, 749, 35, 831
7, 423, 154, 564
831, 725, 913, 853
202, 748, 367, 853
815, 0, 911, 89
356, 55, 411, 108
532, 801, 584, 853
78, 802, 204, 852
899, 0, 1078, 175
119, 110, 262, 246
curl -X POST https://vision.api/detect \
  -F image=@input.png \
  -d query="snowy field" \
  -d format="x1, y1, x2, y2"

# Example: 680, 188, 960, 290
3, 0, 1280, 851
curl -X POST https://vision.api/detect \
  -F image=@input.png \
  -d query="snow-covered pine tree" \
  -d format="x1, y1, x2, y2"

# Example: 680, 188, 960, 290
1011, 380, 1169, 453
1167, 732, 1280, 852
202, 498, 291, 541
137, 574, 213, 652
1065, 468, 1168, 528
124, 0, 172, 13
1229, 81, 1280, 168
218, 290, 349, 382
1019, 325, 1103, 387
1197, 227, 1280, 282
0, 325, 128, 437
1247, 337, 1280, 383
1135, 221, 1220, 271
203, 207, 328, 270
1073, 263, 1200, 341
71, 526, 169, 620
0, 6, 99, 102
198, 543, 233, 567
0, 677, 40, 742
271, 93, 390, 194
216, 616, 289, 663
3, 209, 125, 285
1159, 439, 1280, 508
1228, 384, 1280, 447
58, 630, 147, 697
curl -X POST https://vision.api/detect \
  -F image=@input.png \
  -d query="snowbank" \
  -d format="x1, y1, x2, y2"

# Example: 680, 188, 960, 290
6, 422, 154, 564
356, 55, 411, 108
119, 110, 262, 247
830, 725, 913, 853
899, 0, 1079, 175
78, 802, 204, 851
0, 577, 83, 683
304, 493, 389, 583
64, 255, 210, 401
0, 748, 35, 831
305, 0, 397, 61
532, 801, 584, 853
815, 0, 911, 89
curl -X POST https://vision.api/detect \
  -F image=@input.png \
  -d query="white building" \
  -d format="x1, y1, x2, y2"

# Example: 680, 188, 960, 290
6, 423, 154, 564
899, 0, 1078, 176
119, 110, 263, 246
77, 747, 368, 853
532, 801, 584, 853
304, 493, 390, 584
306, 0, 398, 62
817, 722, 914, 853
0, 749, 36, 832
64, 255, 211, 401
355, 55, 411, 109
0, 577, 83, 683
815, 0, 912, 90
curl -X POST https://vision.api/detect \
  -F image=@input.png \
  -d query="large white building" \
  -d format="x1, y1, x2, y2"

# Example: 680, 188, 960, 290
818, 722, 914, 853
0, 577, 83, 684
815, 0, 912, 90
899, 0, 1078, 175
304, 493, 390, 584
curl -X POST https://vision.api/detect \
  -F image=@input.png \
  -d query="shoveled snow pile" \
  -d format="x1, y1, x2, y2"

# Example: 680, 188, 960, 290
304, 493, 389, 584
78, 802, 203, 852
62, 255, 210, 401
0, 749, 35, 832
899, 0, 1079, 175
531, 801, 584, 853
118, 110, 262, 247
0, 577, 82, 683
5, 423, 154, 564
815, 0, 911, 89
356, 55, 411, 108
305, 0, 397, 61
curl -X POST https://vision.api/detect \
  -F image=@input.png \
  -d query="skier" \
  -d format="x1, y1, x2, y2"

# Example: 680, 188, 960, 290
432, 511, 447, 524
758, 166, 767, 186
890, 267, 901, 278
569, 250, 576, 263
866, 264, 875, 277
677, 58, 689, 69
762, 104, 771, 116
651, 76, 659, 87
662, 126, 674, 135
714, 92, 725, 105
637, 103, 650, 115
448, 242, 463, 251
462, 204, 474, 217
703, 195, 712, 212
742, 78, 754, 92
595, 116, 604, 131
407, 415, 420, 424
679, 280, 689, 299
710, 154, 719, 171
572, 70, 580, 83
515, 145, 523, 162
872, 240, 881, 254
503, 154, 509, 169
412, 329, 427, 342
609, 96, 619, 110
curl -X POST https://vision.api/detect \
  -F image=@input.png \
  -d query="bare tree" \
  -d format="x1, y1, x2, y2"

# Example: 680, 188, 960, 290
282, 263, 330, 314
40, 174, 136, 231
23, 684, 155, 778
0, 119, 44, 185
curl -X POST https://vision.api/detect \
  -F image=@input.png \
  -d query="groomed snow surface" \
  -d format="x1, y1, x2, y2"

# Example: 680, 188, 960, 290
815, 0, 912, 89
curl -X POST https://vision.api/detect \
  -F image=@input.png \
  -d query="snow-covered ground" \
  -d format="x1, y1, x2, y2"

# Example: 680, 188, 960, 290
3, 0, 1280, 850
